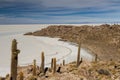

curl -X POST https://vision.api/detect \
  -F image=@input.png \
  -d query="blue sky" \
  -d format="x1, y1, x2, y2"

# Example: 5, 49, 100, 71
0, 0, 120, 24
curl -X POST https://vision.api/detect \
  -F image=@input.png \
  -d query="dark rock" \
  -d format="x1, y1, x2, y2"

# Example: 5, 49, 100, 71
57, 67, 61, 73
114, 65, 117, 69
114, 65, 120, 69
44, 67, 48, 74
97, 69, 110, 75
45, 76, 49, 78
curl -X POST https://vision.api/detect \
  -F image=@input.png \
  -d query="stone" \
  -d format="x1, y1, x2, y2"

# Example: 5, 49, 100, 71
97, 69, 110, 75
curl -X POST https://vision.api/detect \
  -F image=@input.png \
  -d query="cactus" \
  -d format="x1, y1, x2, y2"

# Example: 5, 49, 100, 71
63, 60, 65, 66
79, 58, 82, 65
33, 59, 36, 76
95, 54, 98, 62
10, 39, 20, 80
19, 72, 24, 80
76, 43, 81, 67
40, 52, 45, 73
51, 58, 53, 69
53, 58, 56, 74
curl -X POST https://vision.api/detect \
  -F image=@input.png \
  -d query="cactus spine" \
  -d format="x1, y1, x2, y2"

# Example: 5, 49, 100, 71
77, 43, 81, 67
53, 58, 56, 74
19, 72, 24, 80
40, 52, 45, 73
10, 39, 20, 80
33, 59, 36, 76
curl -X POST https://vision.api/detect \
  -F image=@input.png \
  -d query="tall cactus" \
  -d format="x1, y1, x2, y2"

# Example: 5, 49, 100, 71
63, 60, 65, 66
76, 43, 81, 67
40, 52, 45, 73
51, 58, 53, 69
10, 39, 20, 80
53, 58, 56, 74
33, 59, 36, 76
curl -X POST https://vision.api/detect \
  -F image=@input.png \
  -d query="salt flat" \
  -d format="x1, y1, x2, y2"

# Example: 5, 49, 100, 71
0, 24, 94, 77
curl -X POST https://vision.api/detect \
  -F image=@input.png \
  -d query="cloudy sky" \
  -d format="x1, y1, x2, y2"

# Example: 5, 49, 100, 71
0, 0, 120, 24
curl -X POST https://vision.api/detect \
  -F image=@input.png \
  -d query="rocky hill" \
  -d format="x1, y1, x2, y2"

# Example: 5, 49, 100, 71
25, 24, 120, 61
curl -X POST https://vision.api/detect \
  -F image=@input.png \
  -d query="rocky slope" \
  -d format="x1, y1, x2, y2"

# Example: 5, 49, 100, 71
2, 60, 120, 80
17, 61, 120, 80
25, 24, 120, 61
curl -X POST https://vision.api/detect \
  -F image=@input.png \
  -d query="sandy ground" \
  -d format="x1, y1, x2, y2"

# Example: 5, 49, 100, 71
0, 24, 94, 77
